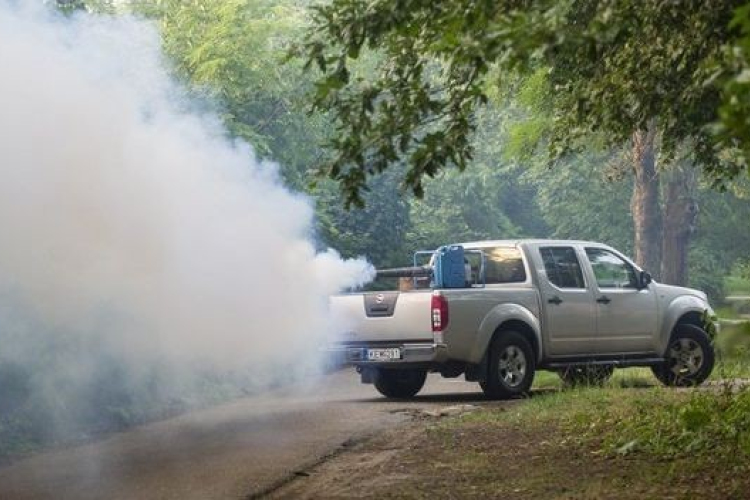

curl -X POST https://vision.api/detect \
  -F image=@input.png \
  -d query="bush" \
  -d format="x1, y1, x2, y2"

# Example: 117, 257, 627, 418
602, 388, 750, 459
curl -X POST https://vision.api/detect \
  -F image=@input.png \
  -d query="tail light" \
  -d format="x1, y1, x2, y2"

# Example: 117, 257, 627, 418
431, 293, 449, 332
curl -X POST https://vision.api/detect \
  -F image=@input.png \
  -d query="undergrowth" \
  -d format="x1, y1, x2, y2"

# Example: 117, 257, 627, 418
461, 368, 750, 465
579, 388, 750, 460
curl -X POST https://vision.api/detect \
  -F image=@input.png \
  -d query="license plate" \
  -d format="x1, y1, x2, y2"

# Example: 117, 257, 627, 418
366, 348, 401, 361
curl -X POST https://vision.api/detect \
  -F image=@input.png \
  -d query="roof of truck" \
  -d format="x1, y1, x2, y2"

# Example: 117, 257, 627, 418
457, 239, 611, 248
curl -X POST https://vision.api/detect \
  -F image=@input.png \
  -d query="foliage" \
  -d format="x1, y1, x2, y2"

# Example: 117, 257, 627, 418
731, 271, 750, 294
16, 0, 749, 466
126, 0, 750, 281
538, 1, 740, 176
314, 169, 411, 268
688, 180, 750, 297
406, 104, 547, 251
689, 246, 728, 301
528, 155, 634, 251
718, 322, 750, 360
600, 389, 750, 459
138, 0, 326, 189
300, 0, 749, 206
406, 167, 522, 251
717, 4, 750, 169
489, 382, 750, 462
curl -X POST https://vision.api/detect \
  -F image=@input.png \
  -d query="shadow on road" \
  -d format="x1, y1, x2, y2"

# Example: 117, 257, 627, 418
350, 387, 559, 404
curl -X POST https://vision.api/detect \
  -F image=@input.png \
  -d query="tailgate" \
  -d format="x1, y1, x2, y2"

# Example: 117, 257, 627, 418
329, 291, 434, 343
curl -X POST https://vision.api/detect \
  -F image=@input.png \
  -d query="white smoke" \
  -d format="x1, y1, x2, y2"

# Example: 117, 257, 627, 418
0, 0, 372, 435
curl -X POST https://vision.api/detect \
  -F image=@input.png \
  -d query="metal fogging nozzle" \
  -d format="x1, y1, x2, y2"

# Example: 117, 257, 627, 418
374, 266, 433, 279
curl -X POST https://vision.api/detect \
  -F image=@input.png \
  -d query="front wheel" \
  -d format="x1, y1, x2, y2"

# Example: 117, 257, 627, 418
480, 331, 536, 400
652, 324, 715, 387
374, 368, 427, 399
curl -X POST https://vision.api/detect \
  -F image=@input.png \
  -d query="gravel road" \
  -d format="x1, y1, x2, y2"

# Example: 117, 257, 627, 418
0, 369, 498, 500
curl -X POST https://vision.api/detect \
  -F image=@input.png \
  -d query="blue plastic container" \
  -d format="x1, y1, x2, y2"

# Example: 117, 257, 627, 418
433, 245, 466, 288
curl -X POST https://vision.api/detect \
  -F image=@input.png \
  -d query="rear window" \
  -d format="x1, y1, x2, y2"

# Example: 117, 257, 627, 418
466, 246, 526, 284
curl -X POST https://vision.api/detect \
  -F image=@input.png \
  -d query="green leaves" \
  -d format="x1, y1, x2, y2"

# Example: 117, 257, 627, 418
299, 0, 750, 204
576, 389, 750, 461
299, 0, 543, 205
139, 0, 323, 188
715, 4, 750, 176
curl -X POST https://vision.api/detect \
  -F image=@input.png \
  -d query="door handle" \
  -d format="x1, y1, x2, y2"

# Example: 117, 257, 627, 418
547, 296, 563, 305
597, 296, 611, 304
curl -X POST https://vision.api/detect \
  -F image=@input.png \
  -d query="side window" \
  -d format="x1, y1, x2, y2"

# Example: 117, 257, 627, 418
539, 247, 585, 289
466, 247, 526, 284
585, 248, 638, 289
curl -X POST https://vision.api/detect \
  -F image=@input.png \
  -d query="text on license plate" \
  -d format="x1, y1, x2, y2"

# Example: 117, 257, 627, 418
366, 348, 401, 361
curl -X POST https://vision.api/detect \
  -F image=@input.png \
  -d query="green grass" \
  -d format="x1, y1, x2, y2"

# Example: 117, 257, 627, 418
716, 322, 750, 367
424, 384, 744, 498
531, 369, 562, 390
409, 363, 750, 499
716, 305, 742, 320
455, 382, 750, 470
463, 358, 750, 461
413, 339, 750, 499
725, 274, 750, 296
532, 366, 656, 393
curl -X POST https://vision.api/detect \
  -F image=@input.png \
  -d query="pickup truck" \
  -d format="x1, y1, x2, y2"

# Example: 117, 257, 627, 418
328, 239, 717, 399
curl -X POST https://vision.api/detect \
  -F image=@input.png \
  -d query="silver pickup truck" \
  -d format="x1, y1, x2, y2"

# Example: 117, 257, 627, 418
328, 239, 717, 399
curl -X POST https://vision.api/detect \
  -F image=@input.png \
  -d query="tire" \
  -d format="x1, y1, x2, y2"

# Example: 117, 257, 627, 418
558, 365, 614, 387
651, 323, 715, 387
374, 368, 427, 399
480, 330, 536, 400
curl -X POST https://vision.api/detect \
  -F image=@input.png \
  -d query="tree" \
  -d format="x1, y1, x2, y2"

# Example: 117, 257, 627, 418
138, 0, 327, 189
717, 3, 750, 172
314, 170, 411, 268
301, 0, 747, 203
134, 0, 410, 260
301, 0, 750, 285
537, 1, 741, 283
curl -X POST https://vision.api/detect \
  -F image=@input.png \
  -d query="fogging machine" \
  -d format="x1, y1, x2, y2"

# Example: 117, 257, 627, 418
375, 245, 486, 289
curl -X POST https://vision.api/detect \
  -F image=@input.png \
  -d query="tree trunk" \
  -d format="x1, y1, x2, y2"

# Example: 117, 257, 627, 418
661, 164, 698, 286
630, 124, 661, 278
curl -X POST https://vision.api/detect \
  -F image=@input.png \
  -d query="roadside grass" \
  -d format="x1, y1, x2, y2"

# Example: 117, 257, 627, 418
276, 344, 749, 499
716, 322, 750, 374
725, 274, 750, 296
407, 346, 750, 499
716, 305, 742, 319
532, 366, 654, 392
411, 382, 750, 499
282, 362, 750, 500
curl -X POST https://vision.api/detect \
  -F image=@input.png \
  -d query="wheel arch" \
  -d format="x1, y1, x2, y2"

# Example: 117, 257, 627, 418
472, 304, 542, 365
660, 296, 711, 354
493, 320, 540, 362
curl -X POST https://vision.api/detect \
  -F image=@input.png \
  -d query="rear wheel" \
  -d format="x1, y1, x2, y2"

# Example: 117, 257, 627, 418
558, 365, 614, 387
651, 324, 715, 387
374, 368, 427, 399
480, 331, 536, 400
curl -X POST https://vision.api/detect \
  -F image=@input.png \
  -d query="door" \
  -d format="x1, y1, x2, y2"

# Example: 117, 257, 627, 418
583, 247, 658, 354
537, 246, 597, 356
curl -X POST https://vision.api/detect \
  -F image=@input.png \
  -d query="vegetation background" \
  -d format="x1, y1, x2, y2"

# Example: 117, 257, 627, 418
1, 0, 749, 466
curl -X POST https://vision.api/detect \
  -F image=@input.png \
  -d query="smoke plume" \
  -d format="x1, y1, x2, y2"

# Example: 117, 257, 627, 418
0, 2, 371, 449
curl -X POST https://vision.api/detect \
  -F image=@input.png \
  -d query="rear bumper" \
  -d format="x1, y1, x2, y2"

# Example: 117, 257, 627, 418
325, 342, 449, 366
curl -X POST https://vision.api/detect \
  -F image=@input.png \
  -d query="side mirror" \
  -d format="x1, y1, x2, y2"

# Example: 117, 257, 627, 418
639, 271, 652, 289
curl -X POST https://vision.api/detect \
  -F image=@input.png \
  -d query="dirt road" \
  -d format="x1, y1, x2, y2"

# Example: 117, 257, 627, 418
0, 370, 509, 500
